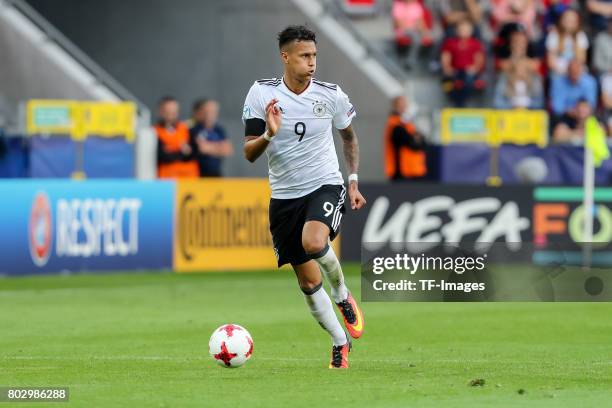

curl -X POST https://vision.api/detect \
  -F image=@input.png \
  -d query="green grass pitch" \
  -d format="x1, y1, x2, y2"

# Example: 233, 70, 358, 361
1, 264, 611, 407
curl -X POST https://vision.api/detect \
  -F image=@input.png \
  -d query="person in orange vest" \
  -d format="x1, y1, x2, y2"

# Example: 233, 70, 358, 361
155, 96, 199, 178
384, 95, 427, 181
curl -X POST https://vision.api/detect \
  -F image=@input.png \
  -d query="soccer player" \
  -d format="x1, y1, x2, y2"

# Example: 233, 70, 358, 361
242, 25, 366, 369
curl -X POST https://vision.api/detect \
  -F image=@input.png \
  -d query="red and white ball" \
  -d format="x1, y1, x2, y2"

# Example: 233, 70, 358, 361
208, 324, 253, 368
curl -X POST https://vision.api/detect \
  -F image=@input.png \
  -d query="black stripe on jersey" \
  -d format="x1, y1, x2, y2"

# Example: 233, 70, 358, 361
257, 78, 281, 87
258, 81, 281, 87
312, 79, 337, 90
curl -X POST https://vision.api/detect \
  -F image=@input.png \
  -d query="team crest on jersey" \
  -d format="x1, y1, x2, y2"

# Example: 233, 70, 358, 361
312, 101, 327, 117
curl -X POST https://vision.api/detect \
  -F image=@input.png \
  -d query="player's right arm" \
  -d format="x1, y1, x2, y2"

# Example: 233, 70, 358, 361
244, 99, 281, 162
242, 83, 282, 162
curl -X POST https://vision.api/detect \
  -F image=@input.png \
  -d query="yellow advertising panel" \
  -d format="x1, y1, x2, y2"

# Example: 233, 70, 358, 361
80, 102, 136, 142
26, 100, 136, 141
441, 109, 493, 144
174, 179, 340, 273
26, 99, 81, 137
492, 110, 548, 147
441, 109, 549, 147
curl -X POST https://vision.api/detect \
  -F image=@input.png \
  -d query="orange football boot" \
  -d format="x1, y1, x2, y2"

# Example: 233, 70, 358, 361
329, 338, 351, 369
336, 292, 364, 339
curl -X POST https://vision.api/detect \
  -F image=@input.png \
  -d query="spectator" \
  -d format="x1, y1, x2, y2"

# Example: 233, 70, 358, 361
546, 9, 589, 76
441, 19, 486, 106
155, 96, 199, 178
392, 0, 433, 69
593, 20, 612, 134
493, 60, 544, 109
587, 0, 612, 33
593, 20, 612, 75
383, 96, 427, 181
498, 29, 540, 72
189, 99, 233, 177
491, 0, 538, 38
550, 60, 598, 117
602, 74, 612, 135
493, 22, 542, 65
434, 0, 484, 37
429, 0, 483, 72
542, 0, 572, 32
552, 98, 593, 142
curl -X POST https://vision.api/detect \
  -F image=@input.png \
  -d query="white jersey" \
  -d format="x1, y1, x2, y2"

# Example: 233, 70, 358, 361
242, 77, 356, 199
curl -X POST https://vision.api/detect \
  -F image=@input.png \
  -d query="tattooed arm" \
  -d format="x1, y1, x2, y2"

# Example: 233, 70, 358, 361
338, 125, 366, 210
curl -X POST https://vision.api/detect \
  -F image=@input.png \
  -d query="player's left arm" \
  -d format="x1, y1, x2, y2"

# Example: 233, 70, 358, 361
337, 125, 366, 210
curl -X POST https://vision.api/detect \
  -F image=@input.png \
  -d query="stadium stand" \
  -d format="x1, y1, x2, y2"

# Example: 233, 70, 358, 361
0, 0, 155, 179
0, 0, 610, 184
332, 0, 612, 184
392, 0, 434, 69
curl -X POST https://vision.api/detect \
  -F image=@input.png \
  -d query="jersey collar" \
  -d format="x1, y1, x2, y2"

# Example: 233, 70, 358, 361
281, 76, 312, 97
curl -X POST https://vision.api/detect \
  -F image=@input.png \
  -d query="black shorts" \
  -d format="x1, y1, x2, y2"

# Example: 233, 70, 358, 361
269, 184, 346, 267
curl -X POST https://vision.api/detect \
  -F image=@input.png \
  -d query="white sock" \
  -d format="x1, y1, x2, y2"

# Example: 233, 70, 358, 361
312, 245, 349, 303
302, 283, 347, 346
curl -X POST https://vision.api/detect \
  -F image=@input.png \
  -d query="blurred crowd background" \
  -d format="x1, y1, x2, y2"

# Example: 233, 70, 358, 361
346, 0, 611, 138
0, 0, 611, 184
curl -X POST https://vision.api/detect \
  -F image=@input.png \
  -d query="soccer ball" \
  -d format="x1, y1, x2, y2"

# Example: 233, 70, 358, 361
208, 324, 253, 368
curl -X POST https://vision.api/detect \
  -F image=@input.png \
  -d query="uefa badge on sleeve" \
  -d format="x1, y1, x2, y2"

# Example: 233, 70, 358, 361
242, 105, 251, 121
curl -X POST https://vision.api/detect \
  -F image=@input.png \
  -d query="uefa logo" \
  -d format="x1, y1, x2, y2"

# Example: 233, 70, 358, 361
29, 192, 52, 267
